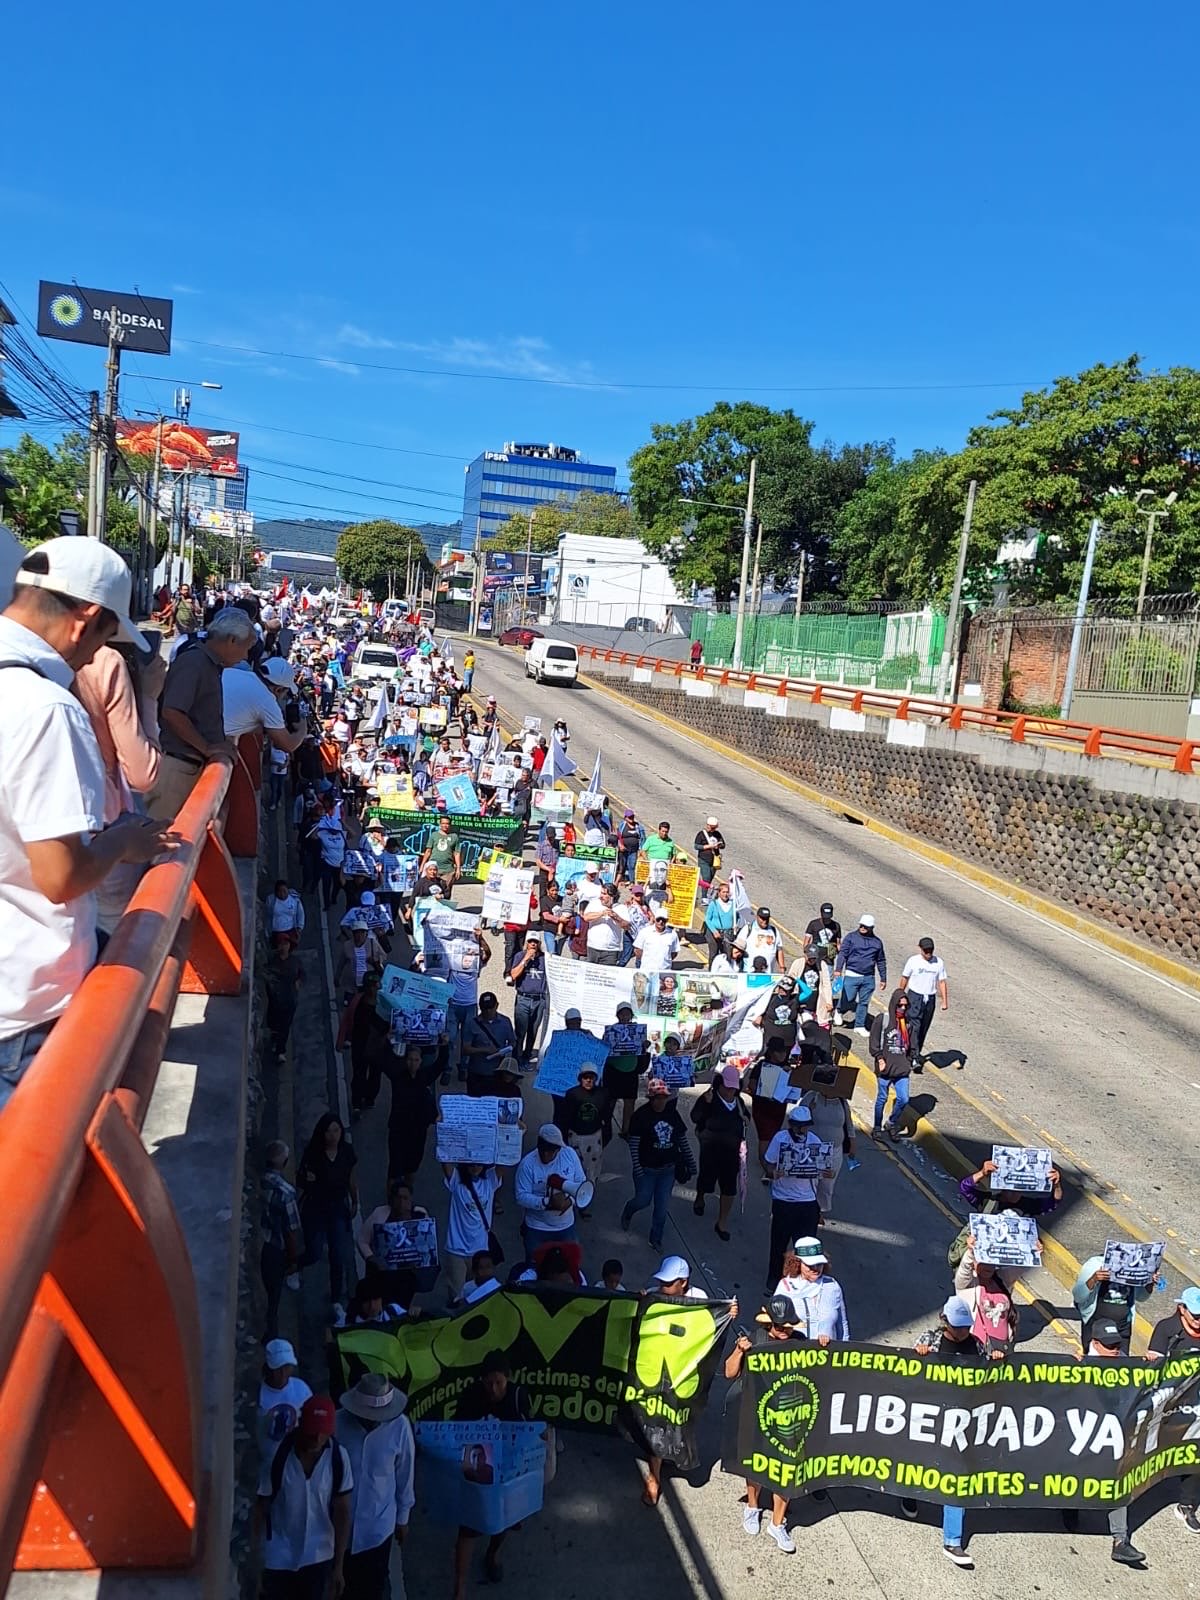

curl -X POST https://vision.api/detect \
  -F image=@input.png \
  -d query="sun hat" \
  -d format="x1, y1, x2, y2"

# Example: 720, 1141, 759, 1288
340, 1371, 408, 1422
16, 538, 139, 644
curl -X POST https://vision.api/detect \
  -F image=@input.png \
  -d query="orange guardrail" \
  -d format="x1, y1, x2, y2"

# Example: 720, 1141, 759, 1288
577, 647, 1198, 774
0, 748, 259, 1584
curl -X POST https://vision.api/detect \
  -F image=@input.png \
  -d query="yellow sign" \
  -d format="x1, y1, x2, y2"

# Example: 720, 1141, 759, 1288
376, 773, 416, 810
635, 858, 700, 929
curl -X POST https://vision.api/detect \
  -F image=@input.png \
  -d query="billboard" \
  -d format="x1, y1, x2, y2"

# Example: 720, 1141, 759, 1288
37, 282, 172, 356
194, 509, 255, 535
116, 420, 239, 475
484, 551, 545, 594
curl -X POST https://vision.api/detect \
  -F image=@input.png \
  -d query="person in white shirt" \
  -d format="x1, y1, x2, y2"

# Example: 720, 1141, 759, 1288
265, 879, 306, 948
634, 913, 680, 973
222, 658, 306, 759
574, 861, 604, 905
514, 1124, 585, 1254
897, 936, 949, 1064
461, 1248, 502, 1305
582, 885, 630, 966
0, 540, 177, 1103
335, 1374, 415, 1600
258, 1340, 313, 1460
763, 1103, 833, 1291
256, 1395, 352, 1598
734, 906, 786, 974
442, 1163, 501, 1304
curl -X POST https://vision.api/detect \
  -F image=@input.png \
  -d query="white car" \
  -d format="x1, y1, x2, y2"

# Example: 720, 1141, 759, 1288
351, 641, 400, 683
525, 637, 579, 684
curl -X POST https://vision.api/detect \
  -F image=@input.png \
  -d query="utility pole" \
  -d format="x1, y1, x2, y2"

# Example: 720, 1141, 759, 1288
148, 418, 164, 591
524, 505, 540, 621
935, 477, 976, 700
468, 521, 484, 636
1135, 491, 1178, 619
86, 391, 101, 538
1062, 516, 1102, 719
92, 310, 125, 543
731, 455, 758, 670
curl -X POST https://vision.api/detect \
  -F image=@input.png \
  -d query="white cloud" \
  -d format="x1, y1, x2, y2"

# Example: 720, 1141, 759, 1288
316, 357, 360, 377
171, 283, 202, 295
337, 323, 397, 350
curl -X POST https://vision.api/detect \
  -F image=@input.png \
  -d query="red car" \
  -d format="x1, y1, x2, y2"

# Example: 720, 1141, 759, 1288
498, 625, 544, 647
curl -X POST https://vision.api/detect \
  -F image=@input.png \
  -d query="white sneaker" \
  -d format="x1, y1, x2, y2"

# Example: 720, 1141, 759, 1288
855, 1025, 870, 1037
766, 1521, 796, 1554
742, 1506, 762, 1536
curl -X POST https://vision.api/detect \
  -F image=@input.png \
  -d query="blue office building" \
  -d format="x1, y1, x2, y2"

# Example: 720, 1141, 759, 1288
461, 442, 617, 547
187, 465, 250, 513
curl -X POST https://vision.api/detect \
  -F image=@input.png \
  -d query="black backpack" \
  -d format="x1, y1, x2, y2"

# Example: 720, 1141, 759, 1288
265, 1434, 346, 1536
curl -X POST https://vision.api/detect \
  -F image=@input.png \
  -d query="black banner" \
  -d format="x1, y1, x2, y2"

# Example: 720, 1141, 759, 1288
364, 809, 524, 874
335, 1285, 733, 1468
37, 281, 172, 355
728, 1341, 1200, 1508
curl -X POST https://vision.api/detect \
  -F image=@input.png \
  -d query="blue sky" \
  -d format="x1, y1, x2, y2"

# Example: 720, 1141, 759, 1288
4, 3, 1197, 536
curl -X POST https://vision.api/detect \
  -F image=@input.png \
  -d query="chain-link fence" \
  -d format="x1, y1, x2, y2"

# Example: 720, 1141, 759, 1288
691, 607, 947, 691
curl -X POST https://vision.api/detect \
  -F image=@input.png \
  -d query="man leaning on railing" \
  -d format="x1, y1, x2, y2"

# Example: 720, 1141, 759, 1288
0, 540, 180, 1110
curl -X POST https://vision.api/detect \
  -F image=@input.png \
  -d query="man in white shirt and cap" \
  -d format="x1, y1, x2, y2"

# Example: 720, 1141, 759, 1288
0, 539, 178, 1103
335, 1373, 415, 1600
514, 1123, 586, 1255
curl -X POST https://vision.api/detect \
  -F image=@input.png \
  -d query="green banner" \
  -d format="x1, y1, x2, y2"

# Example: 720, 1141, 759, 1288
365, 809, 524, 873
335, 1284, 733, 1468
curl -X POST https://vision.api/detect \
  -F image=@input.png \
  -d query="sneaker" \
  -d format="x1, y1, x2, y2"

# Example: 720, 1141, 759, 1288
765, 1521, 796, 1554
871, 1128, 885, 1142
693, 1196, 705, 1216
742, 1506, 762, 1536
899, 1498, 919, 1520
855, 1026, 870, 1037
942, 1545, 973, 1569
1176, 1505, 1200, 1533
1111, 1538, 1146, 1566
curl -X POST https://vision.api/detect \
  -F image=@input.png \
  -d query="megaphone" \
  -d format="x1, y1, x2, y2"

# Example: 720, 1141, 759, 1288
563, 1179, 595, 1211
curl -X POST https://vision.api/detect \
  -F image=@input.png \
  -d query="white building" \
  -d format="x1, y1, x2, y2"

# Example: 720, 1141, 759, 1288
550, 534, 682, 628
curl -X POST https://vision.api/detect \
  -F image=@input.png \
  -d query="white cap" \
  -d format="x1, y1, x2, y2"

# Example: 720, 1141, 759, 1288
858, 913, 876, 928
564, 1007, 582, 1022
792, 1235, 828, 1265
262, 657, 296, 690
359, 891, 376, 906
537, 1122, 564, 1147
706, 816, 719, 827
264, 1338, 297, 1368
652, 1254, 691, 1284
585, 862, 600, 875
15, 538, 138, 644
786, 1102, 812, 1123
942, 1295, 973, 1328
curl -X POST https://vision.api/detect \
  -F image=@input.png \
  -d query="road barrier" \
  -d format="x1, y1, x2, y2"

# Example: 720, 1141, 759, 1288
0, 748, 258, 1585
581, 647, 1198, 774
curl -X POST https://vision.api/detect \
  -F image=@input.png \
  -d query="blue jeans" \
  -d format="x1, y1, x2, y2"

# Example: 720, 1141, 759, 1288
619, 847, 639, 882
446, 1000, 476, 1077
301, 1207, 355, 1303
0, 1020, 57, 1113
266, 770, 286, 811
943, 1505, 964, 1546
874, 1074, 911, 1132
840, 972, 874, 1027
513, 993, 546, 1064
623, 1166, 676, 1247
522, 1219, 578, 1255
463, 668, 474, 691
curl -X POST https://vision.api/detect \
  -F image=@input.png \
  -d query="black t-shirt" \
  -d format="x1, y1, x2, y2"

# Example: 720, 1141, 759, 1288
298, 1144, 357, 1213
761, 990, 802, 1051
1148, 1312, 1200, 1359
806, 915, 842, 952
629, 1101, 684, 1168
693, 829, 724, 871
563, 1084, 608, 1136
456, 1381, 531, 1422
691, 1089, 746, 1149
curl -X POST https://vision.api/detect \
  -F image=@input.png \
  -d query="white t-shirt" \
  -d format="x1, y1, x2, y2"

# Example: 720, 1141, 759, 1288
257, 1441, 353, 1570
634, 924, 680, 972
900, 953, 947, 997
445, 1168, 499, 1257
575, 876, 603, 905
258, 1375, 313, 1455
0, 617, 106, 1040
764, 1127, 825, 1203
265, 891, 304, 935
222, 665, 285, 737
735, 923, 782, 967
514, 1145, 586, 1231
584, 908, 624, 953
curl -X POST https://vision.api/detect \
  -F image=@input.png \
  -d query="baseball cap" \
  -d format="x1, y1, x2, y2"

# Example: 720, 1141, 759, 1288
578, 1062, 600, 1079
792, 1235, 828, 1265
778, 974, 797, 989
16, 538, 139, 645
631, 885, 646, 898
262, 657, 296, 690
1177, 1287, 1200, 1316
719, 1064, 741, 1089
479, 991, 498, 1009
651, 1255, 690, 1284
264, 1338, 297, 1369
623, 809, 635, 818
564, 1007, 582, 1023
525, 929, 543, 942
1091, 1317, 1125, 1348
615, 1002, 634, 1019
942, 1296, 973, 1328
758, 905, 771, 918
585, 862, 600, 875
859, 914, 876, 928
706, 815, 719, 826
820, 902, 834, 916
299, 1395, 337, 1436
918, 936, 935, 953
359, 890, 376, 906
646, 1077, 668, 1096
537, 1122, 564, 1147
786, 1102, 812, 1123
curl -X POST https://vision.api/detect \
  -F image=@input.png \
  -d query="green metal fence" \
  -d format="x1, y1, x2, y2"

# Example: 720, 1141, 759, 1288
692, 608, 947, 692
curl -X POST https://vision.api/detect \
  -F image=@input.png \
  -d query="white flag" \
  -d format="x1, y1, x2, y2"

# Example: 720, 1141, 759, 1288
541, 733, 577, 787
366, 683, 389, 733
578, 749, 604, 811
484, 722, 501, 761
728, 869, 753, 927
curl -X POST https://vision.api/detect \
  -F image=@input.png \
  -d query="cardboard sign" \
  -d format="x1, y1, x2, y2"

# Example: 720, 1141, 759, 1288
532, 789, 574, 824
634, 857, 700, 929
787, 1060, 859, 1101
482, 866, 535, 926
534, 1028, 608, 1096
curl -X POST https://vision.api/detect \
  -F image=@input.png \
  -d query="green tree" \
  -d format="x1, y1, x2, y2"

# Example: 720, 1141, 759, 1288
0, 431, 87, 540
830, 451, 947, 604
754, 436, 896, 596
490, 489, 642, 553
334, 520, 431, 599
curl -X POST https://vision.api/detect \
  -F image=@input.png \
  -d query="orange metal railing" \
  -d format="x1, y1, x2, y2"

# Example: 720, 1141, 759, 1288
0, 748, 259, 1584
578, 648, 1198, 775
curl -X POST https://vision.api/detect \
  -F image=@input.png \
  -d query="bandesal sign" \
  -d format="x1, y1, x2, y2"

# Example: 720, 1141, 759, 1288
37, 281, 173, 355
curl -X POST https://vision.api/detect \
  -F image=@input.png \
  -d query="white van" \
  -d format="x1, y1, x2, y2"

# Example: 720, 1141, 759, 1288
351, 641, 400, 683
525, 637, 579, 684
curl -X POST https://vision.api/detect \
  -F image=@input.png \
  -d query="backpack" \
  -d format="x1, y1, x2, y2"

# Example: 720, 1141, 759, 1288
265, 1435, 346, 1538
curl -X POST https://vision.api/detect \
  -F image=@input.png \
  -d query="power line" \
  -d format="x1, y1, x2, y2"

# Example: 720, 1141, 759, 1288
252, 492, 459, 525
177, 337, 1042, 396
238, 452, 461, 500
249, 471, 462, 518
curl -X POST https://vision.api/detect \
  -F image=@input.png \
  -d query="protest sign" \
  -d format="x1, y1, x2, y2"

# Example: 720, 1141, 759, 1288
479, 760, 522, 790
635, 858, 700, 929
369, 1216, 439, 1279
415, 1422, 546, 1535
482, 866, 535, 926
578, 790, 605, 812
543, 954, 635, 1033
971, 1212, 1041, 1268
437, 774, 481, 815
522, 715, 542, 733
532, 789, 574, 824
364, 810, 523, 875
1103, 1240, 1165, 1287
728, 1341, 1200, 1509
775, 1139, 833, 1177
437, 1096, 500, 1164
423, 907, 481, 984
603, 1022, 647, 1056
382, 853, 418, 896
375, 772, 416, 810
335, 1284, 734, 1468
755, 1062, 799, 1104
652, 1053, 695, 1089
375, 966, 451, 1039
474, 848, 518, 883
992, 1146, 1054, 1193
534, 1028, 608, 1096
419, 705, 449, 732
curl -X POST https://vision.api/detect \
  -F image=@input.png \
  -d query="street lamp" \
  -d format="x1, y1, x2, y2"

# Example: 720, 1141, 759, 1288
1134, 489, 1178, 619
130, 375, 222, 420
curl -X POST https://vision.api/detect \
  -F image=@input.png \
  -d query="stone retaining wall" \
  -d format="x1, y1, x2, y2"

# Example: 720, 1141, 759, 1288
599, 676, 1200, 964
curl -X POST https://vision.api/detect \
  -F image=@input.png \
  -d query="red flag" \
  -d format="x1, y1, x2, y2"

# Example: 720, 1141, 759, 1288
273, 577, 290, 601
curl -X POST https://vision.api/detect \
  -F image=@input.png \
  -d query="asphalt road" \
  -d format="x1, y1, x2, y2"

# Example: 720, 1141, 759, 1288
476, 637, 1200, 1295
